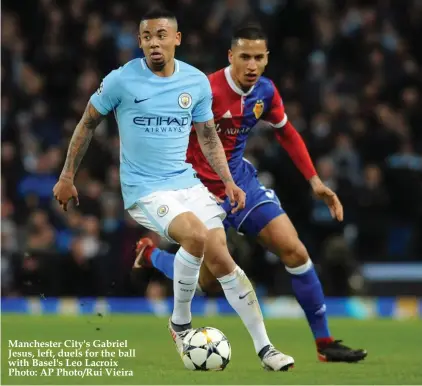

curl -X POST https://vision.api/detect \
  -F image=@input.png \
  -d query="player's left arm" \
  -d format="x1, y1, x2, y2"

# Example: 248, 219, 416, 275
192, 76, 245, 212
194, 119, 232, 184
264, 82, 343, 221
194, 119, 245, 212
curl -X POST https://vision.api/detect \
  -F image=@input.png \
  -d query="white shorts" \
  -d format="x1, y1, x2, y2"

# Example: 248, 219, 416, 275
128, 184, 226, 243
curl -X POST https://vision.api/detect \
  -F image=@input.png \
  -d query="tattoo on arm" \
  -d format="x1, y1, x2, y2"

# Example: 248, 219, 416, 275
195, 120, 233, 184
60, 102, 105, 182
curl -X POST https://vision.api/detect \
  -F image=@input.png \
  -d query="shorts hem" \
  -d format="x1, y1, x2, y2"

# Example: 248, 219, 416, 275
236, 200, 284, 233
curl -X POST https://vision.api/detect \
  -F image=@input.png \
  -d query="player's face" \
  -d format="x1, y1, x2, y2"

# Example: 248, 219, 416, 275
229, 39, 268, 90
139, 18, 181, 70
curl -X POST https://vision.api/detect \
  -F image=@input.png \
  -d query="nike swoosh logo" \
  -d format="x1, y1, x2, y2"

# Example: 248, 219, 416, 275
178, 280, 195, 286
239, 290, 252, 299
134, 98, 149, 103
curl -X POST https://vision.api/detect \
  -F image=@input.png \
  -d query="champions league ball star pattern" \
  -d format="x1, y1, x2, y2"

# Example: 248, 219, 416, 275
181, 327, 231, 371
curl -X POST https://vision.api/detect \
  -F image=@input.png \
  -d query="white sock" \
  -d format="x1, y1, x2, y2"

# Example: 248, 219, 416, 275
171, 247, 203, 326
218, 266, 271, 353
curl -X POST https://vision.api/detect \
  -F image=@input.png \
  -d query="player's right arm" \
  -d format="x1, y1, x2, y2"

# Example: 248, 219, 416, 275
53, 70, 121, 211
60, 102, 104, 183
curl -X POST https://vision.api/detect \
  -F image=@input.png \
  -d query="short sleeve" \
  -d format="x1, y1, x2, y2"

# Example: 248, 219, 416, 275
90, 70, 121, 115
192, 75, 214, 123
264, 82, 287, 128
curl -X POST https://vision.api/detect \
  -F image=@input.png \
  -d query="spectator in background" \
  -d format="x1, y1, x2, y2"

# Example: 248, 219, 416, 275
385, 141, 422, 257
400, 87, 422, 152
330, 133, 361, 186
356, 165, 390, 260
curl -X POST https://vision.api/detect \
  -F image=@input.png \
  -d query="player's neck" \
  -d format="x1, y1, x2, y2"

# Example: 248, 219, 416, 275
145, 58, 176, 77
230, 67, 253, 94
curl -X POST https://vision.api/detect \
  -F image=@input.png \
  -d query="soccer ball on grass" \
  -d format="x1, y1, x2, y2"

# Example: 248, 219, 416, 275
181, 327, 231, 371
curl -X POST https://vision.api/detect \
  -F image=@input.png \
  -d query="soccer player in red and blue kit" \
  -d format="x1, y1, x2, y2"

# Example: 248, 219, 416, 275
135, 23, 367, 363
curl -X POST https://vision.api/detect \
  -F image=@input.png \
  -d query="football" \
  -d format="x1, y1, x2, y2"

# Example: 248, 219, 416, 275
181, 327, 231, 371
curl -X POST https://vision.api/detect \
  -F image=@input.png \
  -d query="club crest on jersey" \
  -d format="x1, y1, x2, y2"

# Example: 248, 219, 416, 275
157, 205, 169, 217
178, 93, 192, 109
253, 100, 264, 119
96, 81, 104, 95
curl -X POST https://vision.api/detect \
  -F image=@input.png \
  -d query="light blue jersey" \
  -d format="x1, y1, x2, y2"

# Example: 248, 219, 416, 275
90, 58, 213, 209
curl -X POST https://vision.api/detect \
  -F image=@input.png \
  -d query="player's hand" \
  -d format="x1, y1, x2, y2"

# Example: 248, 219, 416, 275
224, 181, 246, 214
310, 176, 343, 221
53, 178, 79, 212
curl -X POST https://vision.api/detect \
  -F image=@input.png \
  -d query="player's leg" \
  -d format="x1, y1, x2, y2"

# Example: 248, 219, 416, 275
181, 184, 294, 370
134, 238, 221, 294
128, 191, 210, 353
198, 261, 222, 294
134, 217, 228, 286
166, 211, 208, 327
133, 190, 232, 291
165, 184, 229, 352
248, 204, 367, 362
134, 239, 175, 280
203, 224, 294, 371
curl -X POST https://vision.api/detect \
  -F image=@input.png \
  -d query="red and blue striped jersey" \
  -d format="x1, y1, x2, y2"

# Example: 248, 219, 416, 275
187, 67, 287, 198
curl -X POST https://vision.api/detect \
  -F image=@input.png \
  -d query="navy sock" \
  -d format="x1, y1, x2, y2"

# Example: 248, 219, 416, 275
151, 248, 175, 280
287, 260, 331, 340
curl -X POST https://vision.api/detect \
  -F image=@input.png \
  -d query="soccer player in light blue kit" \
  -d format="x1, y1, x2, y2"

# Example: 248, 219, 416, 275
53, 9, 294, 371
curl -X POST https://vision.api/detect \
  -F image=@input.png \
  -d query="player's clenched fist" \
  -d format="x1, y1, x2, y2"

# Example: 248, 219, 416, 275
53, 178, 79, 212
225, 181, 246, 214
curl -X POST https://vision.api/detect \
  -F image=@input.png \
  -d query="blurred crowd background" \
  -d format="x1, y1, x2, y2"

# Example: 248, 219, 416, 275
2, 0, 422, 299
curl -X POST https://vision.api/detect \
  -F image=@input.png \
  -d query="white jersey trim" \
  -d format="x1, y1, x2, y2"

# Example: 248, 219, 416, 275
264, 113, 288, 128
224, 67, 255, 96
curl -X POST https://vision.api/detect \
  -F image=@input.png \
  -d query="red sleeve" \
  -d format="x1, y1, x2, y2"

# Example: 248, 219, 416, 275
275, 121, 317, 181
264, 82, 288, 128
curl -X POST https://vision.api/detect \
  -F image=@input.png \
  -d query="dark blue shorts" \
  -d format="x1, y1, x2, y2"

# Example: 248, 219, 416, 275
221, 175, 285, 236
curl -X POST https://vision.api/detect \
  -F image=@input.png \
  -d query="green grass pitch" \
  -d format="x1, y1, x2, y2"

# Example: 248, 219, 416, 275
2, 314, 422, 385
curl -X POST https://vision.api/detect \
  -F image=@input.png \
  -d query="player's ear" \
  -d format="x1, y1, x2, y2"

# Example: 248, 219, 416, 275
264, 51, 269, 65
228, 49, 233, 65
138, 35, 142, 49
175, 31, 182, 47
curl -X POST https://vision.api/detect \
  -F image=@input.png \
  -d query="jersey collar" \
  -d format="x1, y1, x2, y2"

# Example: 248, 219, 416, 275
224, 66, 255, 97
140, 58, 180, 74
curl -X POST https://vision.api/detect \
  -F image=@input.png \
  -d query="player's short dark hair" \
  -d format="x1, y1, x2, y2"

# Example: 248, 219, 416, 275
231, 22, 268, 46
140, 8, 177, 24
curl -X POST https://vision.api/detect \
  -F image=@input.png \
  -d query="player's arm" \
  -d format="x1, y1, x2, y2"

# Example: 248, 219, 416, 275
192, 76, 235, 185
60, 102, 105, 183
265, 82, 343, 221
53, 70, 120, 211
192, 75, 245, 212
263, 83, 317, 181
194, 119, 245, 212
194, 119, 233, 184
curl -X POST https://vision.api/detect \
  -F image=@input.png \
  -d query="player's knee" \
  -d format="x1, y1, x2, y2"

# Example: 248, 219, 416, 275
183, 227, 208, 252
281, 239, 309, 268
172, 212, 209, 255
